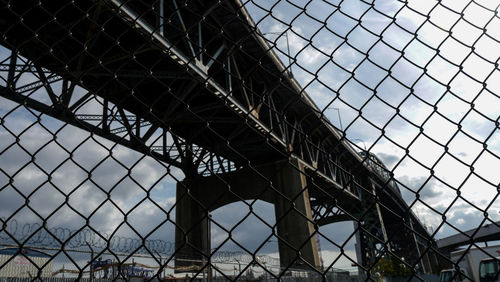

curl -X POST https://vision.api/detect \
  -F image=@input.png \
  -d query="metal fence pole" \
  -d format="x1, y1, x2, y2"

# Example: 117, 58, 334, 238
85, 242, 94, 282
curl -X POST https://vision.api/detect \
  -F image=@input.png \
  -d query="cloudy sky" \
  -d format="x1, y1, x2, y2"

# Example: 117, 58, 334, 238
0, 0, 499, 276
241, 0, 499, 269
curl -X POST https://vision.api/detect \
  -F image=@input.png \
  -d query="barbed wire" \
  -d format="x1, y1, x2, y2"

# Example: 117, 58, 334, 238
0, 0, 499, 280
0, 219, 175, 254
0, 220, 280, 265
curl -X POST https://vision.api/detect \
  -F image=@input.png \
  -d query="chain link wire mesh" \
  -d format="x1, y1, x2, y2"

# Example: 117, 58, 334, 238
0, 0, 499, 281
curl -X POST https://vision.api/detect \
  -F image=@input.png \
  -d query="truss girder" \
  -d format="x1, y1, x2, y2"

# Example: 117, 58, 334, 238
0, 0, 439, 269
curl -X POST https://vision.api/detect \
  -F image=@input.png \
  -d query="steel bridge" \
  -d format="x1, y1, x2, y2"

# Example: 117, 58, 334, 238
0, 0, 442, 274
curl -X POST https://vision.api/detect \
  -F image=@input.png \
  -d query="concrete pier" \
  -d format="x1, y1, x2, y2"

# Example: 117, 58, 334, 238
174, 159, 321, 272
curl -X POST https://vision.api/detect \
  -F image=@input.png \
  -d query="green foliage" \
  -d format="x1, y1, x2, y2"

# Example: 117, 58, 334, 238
373, 255, 413, 278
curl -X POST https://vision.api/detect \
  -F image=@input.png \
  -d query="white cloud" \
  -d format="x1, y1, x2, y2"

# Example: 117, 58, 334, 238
281, 1, 500, 260
0, 0, 499, 276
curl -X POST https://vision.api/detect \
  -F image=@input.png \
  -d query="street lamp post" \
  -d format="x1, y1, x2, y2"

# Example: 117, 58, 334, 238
352, 138, 367, 151
263, 31, 293, 77
327, 107, 343, 132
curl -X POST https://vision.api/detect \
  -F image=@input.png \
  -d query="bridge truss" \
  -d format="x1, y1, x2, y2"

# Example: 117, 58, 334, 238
1, 0, 496, 280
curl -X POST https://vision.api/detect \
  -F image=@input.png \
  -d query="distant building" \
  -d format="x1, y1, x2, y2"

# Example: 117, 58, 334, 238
0, 247, 53, 278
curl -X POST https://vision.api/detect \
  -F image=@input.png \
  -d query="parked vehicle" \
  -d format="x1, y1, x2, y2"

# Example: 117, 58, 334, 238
439, 269, 466, 282
479, 257, 500, 282
450, 245, 500, 281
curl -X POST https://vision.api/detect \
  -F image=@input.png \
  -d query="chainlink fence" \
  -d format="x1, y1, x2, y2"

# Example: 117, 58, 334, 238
0, 0, 499, 281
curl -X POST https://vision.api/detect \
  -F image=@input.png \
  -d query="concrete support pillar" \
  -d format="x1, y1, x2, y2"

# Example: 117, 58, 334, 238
173, 159, 321, 272
174, 180, 209, 272
431, 251, 441, 273
273, 160, 320, 270
353, 178, 388, 270
419, 244, 432, 274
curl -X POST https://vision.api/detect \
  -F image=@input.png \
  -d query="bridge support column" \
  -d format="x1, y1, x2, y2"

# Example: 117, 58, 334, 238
354, 180, 388, 272
174, 180, 209, 272
274, 160, 320, 270
173, 159, 321, 272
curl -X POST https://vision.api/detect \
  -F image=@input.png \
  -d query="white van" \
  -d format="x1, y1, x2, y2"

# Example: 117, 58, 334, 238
479, 257, 500, 282
439, 269, 466, 282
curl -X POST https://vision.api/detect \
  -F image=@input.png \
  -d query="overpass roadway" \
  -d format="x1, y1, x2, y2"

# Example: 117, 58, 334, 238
0, 0, 438, 272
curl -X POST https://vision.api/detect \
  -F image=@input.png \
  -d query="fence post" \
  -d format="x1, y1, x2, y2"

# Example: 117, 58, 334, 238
85, 242, 94, 282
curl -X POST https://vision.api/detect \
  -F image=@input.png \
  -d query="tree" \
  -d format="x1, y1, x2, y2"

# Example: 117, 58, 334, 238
373, 255, 413, 279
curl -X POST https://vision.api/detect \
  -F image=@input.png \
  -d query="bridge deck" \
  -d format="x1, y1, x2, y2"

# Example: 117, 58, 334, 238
0, 0, 349, 165
0, 0, 433, 247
